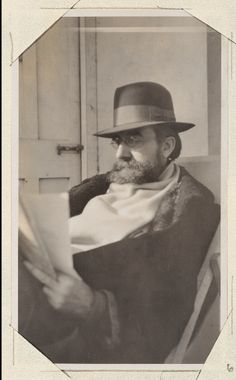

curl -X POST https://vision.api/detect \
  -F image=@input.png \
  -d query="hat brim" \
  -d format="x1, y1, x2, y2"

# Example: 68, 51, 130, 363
94, 121, 195, 138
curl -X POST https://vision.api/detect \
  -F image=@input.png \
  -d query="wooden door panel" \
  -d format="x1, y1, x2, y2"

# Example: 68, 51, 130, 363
19, 17, 81, 194
37, 18, 80, 142
19, 45, 38, 139
19, 140, 81, 190
39, 178, 70, 193
19, 178, 39, 193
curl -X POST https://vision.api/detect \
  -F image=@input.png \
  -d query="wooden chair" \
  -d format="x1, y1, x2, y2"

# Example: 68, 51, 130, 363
165, 224, 220, 363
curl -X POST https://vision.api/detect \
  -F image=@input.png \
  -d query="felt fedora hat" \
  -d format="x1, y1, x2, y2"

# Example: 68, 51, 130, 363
94, 82, 195, 138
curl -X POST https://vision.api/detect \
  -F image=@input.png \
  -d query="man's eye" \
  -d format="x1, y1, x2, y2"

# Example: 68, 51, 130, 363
113, 138, 121, 144
130, 136, 141, 142
110, 135, 143, 149
111, 138, 121, 148
127, 136, 143, 146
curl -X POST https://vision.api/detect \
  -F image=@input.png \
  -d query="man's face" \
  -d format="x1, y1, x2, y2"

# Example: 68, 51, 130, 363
109, 127, 167, 184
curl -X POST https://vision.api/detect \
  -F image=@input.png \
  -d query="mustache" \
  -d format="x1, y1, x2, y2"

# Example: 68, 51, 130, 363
112, 158, 147, 171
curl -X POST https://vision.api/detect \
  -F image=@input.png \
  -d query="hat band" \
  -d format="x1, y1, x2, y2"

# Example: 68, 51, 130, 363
114, 105, 176, 126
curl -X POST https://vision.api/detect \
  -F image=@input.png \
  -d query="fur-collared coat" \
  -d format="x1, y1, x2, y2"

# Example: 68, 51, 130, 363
18, 167, 220, 363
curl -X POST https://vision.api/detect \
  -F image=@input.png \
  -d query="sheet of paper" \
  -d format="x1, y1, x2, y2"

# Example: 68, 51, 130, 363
20, 192, 75, 276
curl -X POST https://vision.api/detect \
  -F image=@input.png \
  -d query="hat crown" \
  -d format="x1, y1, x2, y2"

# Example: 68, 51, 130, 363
113, 82, 176, 128
114, 82, 174, 112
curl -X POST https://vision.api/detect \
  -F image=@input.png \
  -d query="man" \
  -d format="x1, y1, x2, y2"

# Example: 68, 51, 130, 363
19, 82, 220, 363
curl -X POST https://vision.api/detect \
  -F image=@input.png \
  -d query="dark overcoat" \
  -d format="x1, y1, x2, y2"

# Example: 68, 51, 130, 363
18, 166, 220, 363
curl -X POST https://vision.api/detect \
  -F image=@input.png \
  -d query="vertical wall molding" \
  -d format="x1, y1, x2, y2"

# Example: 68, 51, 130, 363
80, 17, 99, 180
207, 29, 221, 155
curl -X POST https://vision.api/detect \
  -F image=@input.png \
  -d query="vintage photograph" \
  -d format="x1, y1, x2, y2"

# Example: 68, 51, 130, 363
16, 12, 224, 366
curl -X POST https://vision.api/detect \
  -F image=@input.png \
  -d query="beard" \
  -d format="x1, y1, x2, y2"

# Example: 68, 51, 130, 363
108, 158, 165, 185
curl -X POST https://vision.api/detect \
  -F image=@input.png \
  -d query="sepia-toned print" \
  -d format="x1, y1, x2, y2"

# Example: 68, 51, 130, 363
15, 12, 226, 367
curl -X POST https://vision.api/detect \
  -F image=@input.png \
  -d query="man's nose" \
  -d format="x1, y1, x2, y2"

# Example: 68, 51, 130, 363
116, 143, 132, 160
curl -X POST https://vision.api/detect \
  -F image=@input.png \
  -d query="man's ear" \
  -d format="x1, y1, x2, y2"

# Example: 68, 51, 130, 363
161, 136, 176, 159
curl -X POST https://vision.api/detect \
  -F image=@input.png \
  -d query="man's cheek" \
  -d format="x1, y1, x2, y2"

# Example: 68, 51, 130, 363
131, 153, 144, 163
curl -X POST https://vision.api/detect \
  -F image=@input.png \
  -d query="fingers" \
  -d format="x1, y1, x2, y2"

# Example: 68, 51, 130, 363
42, 286, 55, 297
56, 268, 83, 282
42, 286, 64, 310
55, 272, 84, 294
24, 261, 57, 289
24, 261, 93, 315
57, 272, 74, 286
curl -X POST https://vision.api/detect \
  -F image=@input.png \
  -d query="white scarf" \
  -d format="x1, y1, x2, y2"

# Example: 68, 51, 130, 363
69, 163, 180, 254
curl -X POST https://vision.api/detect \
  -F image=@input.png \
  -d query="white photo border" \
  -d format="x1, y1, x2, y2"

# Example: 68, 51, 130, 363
11, 8, 229, 372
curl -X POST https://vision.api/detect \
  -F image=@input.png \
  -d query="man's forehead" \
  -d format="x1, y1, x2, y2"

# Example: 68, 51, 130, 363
115, 126, 155, 139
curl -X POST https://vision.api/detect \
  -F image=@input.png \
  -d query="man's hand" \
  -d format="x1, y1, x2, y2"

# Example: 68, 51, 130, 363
24, 261, 95, 319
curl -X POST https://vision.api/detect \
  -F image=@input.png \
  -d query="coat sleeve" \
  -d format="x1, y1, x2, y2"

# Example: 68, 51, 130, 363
73, 196, 220, 363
